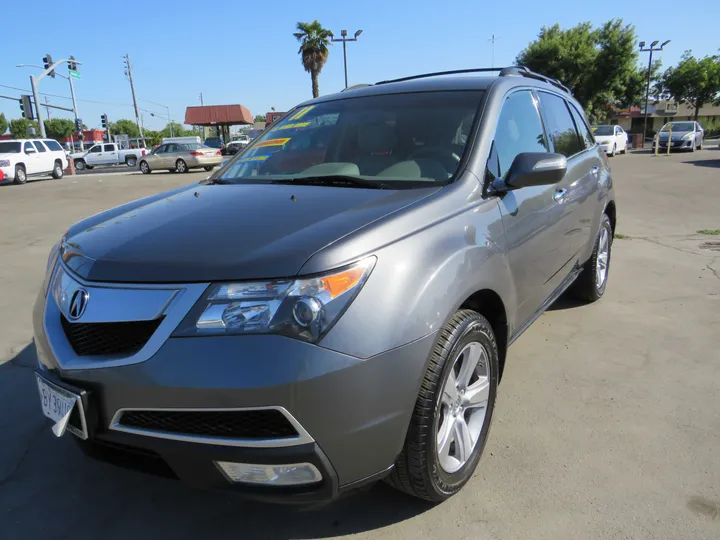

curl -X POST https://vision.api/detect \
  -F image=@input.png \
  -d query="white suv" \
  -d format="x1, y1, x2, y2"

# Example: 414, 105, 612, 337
0, 139, 69, 185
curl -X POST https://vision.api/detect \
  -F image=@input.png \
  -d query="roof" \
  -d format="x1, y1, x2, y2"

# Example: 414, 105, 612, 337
185, 105, 253, 126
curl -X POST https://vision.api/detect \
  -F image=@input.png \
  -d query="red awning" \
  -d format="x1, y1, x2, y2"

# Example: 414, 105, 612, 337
185, 105, 253, 126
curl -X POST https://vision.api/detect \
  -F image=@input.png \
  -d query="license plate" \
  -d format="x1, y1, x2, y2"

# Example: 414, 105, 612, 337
35, 374, 87, 439
205, 152, 215, 156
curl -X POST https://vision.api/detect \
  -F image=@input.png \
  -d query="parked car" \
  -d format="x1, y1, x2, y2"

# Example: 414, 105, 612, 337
655, 121, 704, 151
138, 142, 222, 174
33, 66, 616, 504
593, 125, 628, 156
71, 143, 147, 171
204, 136, 225, 151
0, 139, 69, 184
223, 141, 246, 155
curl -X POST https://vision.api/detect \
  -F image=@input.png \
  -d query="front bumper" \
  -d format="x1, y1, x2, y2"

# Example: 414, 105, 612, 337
657, 138, 693, 149
0, 165, 13, 181
32, 267, 435, 502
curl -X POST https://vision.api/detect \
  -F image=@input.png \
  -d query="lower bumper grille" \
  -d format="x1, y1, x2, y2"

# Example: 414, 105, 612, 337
60, 315, 163, 356
118, 409, 299, 440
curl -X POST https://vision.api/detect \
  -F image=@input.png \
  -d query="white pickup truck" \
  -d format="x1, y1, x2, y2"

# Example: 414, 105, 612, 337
71, 143, 148, 170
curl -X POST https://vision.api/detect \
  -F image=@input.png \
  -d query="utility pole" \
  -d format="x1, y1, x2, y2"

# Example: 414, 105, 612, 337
29, 76, 44, 137
199, 92, 204, 106
329, 29, 363, 88
639, 40, 670, 148
488, 34, 499, 68
44, 97, 52, 119
123, 54, 144, 139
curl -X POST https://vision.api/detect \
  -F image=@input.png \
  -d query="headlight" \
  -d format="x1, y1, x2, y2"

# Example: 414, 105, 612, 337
682, 133, 693, 140
0, 159, 10, 168
42, 241, 62, 296
174, 257, 376, 343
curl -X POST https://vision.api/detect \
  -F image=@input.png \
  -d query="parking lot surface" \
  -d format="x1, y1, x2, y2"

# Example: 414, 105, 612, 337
1, 151, 719, 539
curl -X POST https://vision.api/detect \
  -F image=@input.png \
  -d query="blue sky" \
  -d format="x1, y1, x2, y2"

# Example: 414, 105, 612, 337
1, 0, 718, 132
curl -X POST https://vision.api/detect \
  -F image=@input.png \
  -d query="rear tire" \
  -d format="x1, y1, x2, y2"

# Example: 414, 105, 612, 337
74, 159, 86, 171
125, 156, 137, 167
571, 213, 612, 303
14, 164, 27, 185
52, 160, 64, 179
385, 310, 498, 502
139, 161, 151, 174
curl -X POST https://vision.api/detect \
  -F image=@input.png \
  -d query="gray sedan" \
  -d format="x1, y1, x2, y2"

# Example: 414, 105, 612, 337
138, 143, 223, 174
656, 121, 704, 151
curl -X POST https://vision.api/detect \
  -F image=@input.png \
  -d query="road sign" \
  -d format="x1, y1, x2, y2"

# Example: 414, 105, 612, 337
69, 70, 81, 80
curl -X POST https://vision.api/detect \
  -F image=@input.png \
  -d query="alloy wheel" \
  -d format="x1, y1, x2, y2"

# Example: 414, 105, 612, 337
596, 224, 610, 289
437, 341, 491, 473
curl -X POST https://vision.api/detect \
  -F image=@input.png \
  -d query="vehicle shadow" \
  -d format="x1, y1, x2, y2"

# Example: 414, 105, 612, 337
547, 290, 587, 311
685, 158, 720, 169
2, 343, 434, 540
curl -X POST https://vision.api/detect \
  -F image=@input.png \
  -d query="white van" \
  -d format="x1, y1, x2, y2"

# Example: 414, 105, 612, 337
161, 136, 202, 146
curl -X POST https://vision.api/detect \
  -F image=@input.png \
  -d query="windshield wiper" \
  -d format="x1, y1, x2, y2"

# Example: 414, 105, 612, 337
271, 175, 388, 190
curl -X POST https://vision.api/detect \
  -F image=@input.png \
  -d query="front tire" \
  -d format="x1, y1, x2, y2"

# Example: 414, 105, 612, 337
14, 164, 27, 184
385, 310, 498, 502
571, 213, 612, 303
610, 144, 616, 157
175, 159, 188, 173
139, 161, 151, 174
52, 160, 64, 179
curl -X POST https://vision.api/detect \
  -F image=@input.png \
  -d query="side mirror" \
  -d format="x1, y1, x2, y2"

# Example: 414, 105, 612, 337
25, 147, 37, 155
503, 152, 567, 189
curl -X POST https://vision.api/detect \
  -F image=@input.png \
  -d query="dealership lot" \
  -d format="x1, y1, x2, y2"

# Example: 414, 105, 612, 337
1, 151, 719, 539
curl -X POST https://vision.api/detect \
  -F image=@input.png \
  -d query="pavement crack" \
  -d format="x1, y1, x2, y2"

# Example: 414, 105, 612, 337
705, 257, 720, 281
633, 236, 703, 257
0, 422, 46, 487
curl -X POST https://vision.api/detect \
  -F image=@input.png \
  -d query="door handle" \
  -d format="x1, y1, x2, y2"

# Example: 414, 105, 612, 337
553, 188, 568, 203
591, 166, 600, 177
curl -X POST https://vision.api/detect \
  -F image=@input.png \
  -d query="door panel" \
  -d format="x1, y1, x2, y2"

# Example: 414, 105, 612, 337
488, 89, 570, 328
85, 145, 103, 165
23, 143, 41, 174
103, 144, 118, 164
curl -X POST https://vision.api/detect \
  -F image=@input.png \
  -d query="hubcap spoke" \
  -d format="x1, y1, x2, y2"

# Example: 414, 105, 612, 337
456, 343, 482, 389
453, 417, 473, 463
442, 370, 459, 406
437, 413, 454, 464
464, 377, 490, 409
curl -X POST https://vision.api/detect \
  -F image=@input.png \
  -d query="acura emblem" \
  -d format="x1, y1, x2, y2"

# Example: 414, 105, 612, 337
68, 288, 89, 320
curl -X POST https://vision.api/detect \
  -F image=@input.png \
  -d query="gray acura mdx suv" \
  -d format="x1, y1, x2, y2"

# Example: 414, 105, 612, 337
33, 67, 615, 503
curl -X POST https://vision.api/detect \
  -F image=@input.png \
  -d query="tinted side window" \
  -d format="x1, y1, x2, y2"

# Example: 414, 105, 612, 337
33, 141, 48, 153
44, 140, 63, 151
103, 144, 115, 152
24, 142, 35, 153
89, 145, 101, 153
569, 104, 595, 149
154, 145, 167, 154
492, 90, 548, 178
537, 92, 583, 157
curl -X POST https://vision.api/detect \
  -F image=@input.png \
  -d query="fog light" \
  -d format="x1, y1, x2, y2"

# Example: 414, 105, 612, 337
215, 461, 322, 486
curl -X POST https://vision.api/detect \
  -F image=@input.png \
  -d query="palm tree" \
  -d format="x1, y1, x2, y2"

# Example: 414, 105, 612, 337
294, 20, 332, 98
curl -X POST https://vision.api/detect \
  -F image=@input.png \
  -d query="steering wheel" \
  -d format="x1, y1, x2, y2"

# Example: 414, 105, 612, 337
409, 146, 460, 172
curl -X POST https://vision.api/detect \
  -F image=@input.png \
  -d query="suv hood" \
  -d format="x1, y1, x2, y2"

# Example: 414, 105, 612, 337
62, 182, 440, 283
0, 153, 19, 161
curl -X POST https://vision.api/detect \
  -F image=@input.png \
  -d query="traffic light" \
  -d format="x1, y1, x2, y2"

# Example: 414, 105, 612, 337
101, 114, 108, 128
68, 55, 78, 72
43, 54, 55, 78
20, 95, 34, 120
74, 118, 83, 133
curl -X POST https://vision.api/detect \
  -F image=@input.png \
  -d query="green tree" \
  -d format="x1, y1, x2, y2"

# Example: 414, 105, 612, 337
109, 119, 140, 138
294, 20, 332, 98
516, 19, 642, 121
254, 114, 266, 122
160, 121, 193, 138
44, 118, 75, 142
143, 130, 162, 146
0, 113, 8, 135
658, 52, 720, 121
9, 119, 39, 139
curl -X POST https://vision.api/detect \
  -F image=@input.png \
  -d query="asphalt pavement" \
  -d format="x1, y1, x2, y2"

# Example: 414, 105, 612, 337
1, 151, 719, 539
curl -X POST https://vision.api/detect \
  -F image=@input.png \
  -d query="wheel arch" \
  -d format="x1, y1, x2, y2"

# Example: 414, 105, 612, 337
459, 288, 509, 380
604, 200, 617, 237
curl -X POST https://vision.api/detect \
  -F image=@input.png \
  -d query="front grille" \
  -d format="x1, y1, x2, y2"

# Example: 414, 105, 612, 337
118, 409, 299, 440
60, 315, 163, 356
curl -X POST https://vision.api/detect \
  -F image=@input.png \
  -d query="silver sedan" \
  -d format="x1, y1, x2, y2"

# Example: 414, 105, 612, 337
138, 143, 223, 174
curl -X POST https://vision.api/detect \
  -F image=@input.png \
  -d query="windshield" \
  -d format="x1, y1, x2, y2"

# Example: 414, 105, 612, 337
593, 126, 614, 136
661, 122, 694, 132
214, 90, 483, 187
0, 142, 22, 154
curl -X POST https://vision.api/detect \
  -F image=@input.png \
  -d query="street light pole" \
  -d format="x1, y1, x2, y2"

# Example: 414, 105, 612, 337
329, 29, 363, 88
67, 73, 83, 150
639, 39, 670, 148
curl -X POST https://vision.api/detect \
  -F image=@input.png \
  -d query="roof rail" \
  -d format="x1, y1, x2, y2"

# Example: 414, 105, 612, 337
373, 65, 572, 94
375, 67, 503, 85
342, 83, 372, 92
499, 66, 572, 94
